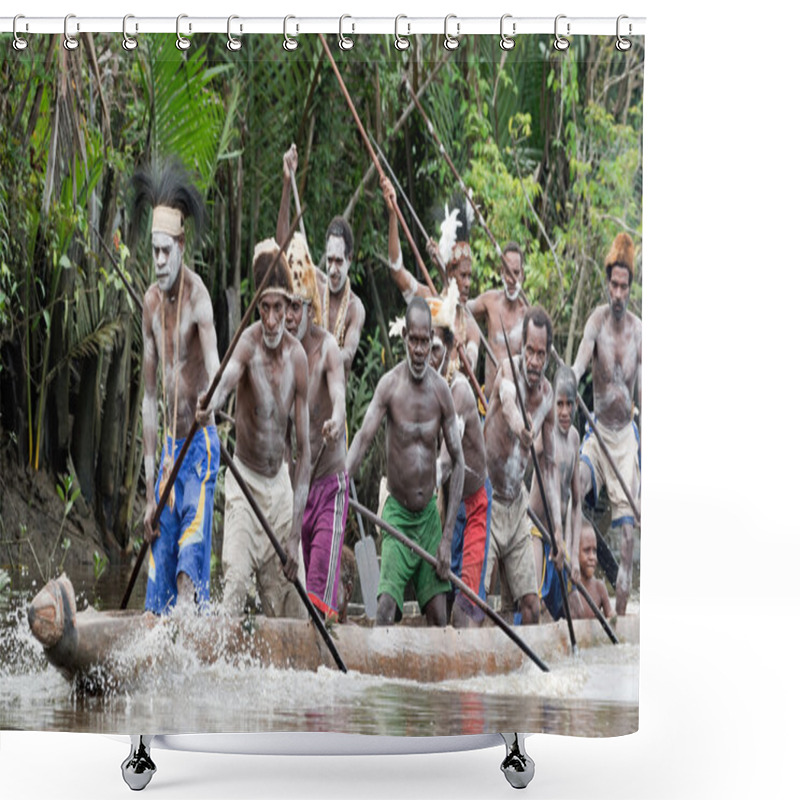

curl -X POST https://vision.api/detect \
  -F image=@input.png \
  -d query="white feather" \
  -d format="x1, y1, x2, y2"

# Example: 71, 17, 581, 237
438, 203, 462, 265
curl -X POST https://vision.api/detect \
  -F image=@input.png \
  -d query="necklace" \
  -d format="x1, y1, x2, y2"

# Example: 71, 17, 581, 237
324, 277, 350, 347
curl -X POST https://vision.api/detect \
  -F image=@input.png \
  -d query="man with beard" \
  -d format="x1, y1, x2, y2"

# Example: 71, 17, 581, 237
380, 178, 481, 374
572, 232, 641, 616
346, 297, 465, 627
529, 366, 585, 621
283, 233, 348, 620
278, 145, 365, 378
135, 161, 221, 615
196, 240, 311, 618
483, 306, 564, 625
467, 243, 528, 399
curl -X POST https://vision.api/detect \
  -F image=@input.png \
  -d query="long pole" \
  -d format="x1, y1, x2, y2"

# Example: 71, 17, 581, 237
318, 35, 488, 412
289, 169, 307, 242
348, 498, 550, 673
403, 77, 529, 306
368, 132, 499, 369
218, 446, 347, 672
549, 346, 640, 523
526, 506, 618, 645
120, 213, 303, 609
501, 324, 577, 652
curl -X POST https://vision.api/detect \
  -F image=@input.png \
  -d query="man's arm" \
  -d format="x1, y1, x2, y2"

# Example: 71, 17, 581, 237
568, 433, 584, 584
346, 373, 391, 478
636, 320, 642, 429
541, 400, 565, 571
276, 144, 298, 246
142, 297, 160, 542
466, 292, 489, 324
340, 296, 365, 375
498, 360, 533, 449
438, 385, 465, 579
572, 310, 601, 385
196, 332, 251, 425
380, 177, 433, 302
194, 284, 220, 397
285, 345, 311, 582
322, 339, 346, 443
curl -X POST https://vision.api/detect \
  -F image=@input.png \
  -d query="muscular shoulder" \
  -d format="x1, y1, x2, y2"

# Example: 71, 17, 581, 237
142, 286, 160, 324
585, 305, 608, 334
451, 374, 478, 414
346, 291, 365, 323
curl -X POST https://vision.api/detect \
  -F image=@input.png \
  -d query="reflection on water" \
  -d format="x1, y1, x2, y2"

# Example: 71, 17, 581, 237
0, 566, 638, 738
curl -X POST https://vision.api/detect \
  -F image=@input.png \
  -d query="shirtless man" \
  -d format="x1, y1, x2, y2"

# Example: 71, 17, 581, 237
346, 297, 465, 627
572, 232, 641, 616
483, 306, 564, 625
197, 240, 311, 617
467, 242, 527, 399
530, 366, 584, 620
135, 162, 221, 615
277, 145, 365, 378
425, 293, 491, 629
568, 522, 613, 621
283, 234, 348, 620
381, 178, 481, 375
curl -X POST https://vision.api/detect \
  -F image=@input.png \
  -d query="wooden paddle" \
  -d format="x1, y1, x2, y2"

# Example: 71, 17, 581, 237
526, 506, 619, 645
349, 479, 380, 620
348, 498, 550, 673
218, 446, 347, 673
501, 323, 578, 653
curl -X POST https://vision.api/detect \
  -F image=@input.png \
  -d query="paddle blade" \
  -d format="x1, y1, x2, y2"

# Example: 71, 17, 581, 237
355, 535, 380, 620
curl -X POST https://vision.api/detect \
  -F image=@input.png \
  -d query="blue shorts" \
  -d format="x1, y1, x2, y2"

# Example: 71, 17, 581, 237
146, 426, 220, 614
540, 538, 570, 621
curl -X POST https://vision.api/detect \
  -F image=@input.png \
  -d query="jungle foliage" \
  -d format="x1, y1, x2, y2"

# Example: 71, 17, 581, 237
0, 33, 643, 556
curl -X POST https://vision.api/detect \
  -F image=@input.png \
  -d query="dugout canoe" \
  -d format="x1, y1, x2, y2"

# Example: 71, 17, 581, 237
28, 574, 638, 690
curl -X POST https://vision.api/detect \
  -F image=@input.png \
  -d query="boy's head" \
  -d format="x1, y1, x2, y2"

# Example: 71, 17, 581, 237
554, 365, 577, 434
578, 522, 598, 581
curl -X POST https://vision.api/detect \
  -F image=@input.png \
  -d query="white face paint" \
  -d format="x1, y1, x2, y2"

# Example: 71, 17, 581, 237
263, 319, 285, 350
152, 232, 182, 292
502, 277, 521, 302
325, 235, 350, 294
405, 343, 429, 380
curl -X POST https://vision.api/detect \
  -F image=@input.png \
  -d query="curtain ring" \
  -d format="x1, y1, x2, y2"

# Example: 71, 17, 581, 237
122, 15, 138, 51
176, 14, 191, 51
339, 15, 354, 51
283, 16, 298, 51
499, 14, 516, 51
12, 15, 28, 51
443, 14, 460, 51
394, 15, 410, 51
616, 15, 632, 51
553, 14, 570, 51
64, 14, 79, 51
227, 15, 242, 52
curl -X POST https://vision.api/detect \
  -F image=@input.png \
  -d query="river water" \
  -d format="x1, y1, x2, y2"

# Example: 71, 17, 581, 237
0, 565, 638, 738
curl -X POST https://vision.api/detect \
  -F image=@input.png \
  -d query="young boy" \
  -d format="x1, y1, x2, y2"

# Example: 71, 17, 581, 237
568, 522, 613, 620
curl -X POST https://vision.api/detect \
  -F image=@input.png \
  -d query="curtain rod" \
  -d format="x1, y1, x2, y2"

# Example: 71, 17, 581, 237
1, 15, 646, 37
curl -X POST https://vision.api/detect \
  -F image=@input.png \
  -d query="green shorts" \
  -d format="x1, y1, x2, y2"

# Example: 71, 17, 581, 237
378, 494, 451, 619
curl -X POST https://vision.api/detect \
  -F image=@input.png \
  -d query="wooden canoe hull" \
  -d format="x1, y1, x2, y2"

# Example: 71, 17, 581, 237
28, 575, 639, 689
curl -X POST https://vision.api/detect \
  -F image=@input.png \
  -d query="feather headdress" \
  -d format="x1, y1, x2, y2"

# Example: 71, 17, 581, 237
437, 196, 473, 267
132, 158, 206, 241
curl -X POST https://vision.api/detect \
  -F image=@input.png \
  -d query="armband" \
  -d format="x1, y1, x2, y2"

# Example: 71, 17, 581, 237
389, 253, 404, 272
402, 276, 419, 304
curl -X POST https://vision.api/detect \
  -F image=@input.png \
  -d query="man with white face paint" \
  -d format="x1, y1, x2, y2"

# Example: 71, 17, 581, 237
572, 232, 641, 616
135, 161, 221, 615
283, 234, 348, 621
483, 306, 564, 625
347, 297, 464, 627
197, 241, 311, 618
467, 242, 528, 400
277, 145, 365, 379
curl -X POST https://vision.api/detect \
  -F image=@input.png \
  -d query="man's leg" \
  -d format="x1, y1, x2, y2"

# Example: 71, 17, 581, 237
616, 521, 635, 615
518, 592, 540, 625
176, 571, 196, 607
376, 592, 399, 626
423, 593, 448, 627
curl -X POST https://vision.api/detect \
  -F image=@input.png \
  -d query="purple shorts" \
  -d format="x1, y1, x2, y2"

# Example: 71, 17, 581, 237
301, 471, 349, 618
